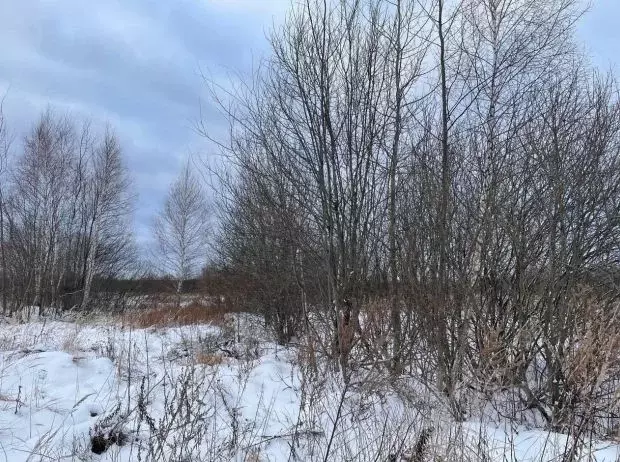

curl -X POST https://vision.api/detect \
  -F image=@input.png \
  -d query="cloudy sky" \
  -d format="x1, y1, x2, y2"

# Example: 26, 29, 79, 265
0, 0, 289, 249
0, 0, 617, 249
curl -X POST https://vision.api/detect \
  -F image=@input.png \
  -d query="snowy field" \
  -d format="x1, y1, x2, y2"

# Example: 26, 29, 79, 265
0, 314, 617, 461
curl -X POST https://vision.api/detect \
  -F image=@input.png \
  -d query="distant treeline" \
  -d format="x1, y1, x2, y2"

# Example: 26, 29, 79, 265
95, 277, 204, 295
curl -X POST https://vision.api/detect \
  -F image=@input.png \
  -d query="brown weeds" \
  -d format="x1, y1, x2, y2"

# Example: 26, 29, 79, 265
194, 353, 225, 366
123, 299, 242, 329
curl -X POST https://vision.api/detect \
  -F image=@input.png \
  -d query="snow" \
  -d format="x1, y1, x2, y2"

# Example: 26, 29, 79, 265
0, 317, 616, 461
459, 421, 620, 461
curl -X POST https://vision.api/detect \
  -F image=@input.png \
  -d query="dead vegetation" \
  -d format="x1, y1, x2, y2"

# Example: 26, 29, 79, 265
121, 298, 243, 329
195, 352, 225, 366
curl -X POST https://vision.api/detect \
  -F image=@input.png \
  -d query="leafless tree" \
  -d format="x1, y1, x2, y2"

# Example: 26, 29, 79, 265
81, 127, 133, 310
153, 161, 210, 303
383, 0, 432, 372
0, 109, 135, 314
9, 110, 77, 309
0, 98, 11, 313
206, 0, 620, 438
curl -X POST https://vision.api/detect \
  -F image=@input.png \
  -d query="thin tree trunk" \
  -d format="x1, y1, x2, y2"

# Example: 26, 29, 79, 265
389, 0, 403, 373
81, 214, 99, 311
0, 191, 7, 314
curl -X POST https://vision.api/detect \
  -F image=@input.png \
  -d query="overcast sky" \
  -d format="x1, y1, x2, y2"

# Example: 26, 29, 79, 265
0, 0, 617, 250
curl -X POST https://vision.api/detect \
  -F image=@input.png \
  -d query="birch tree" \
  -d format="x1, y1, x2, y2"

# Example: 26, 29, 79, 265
0, 101, 10, 313
0, 109, 135, 313
81, 128, 132, 310
153, 161, 209, 302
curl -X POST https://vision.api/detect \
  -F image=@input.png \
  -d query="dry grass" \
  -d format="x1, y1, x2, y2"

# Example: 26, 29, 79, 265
122, 299, 242, 329
194, 353, 225, 366
244, 449, 263, 462
0, 393, 16, 403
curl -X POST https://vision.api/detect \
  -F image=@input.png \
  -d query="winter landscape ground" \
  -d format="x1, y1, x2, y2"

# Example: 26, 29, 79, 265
0, 302, 617, 462
1, 1, 620, 461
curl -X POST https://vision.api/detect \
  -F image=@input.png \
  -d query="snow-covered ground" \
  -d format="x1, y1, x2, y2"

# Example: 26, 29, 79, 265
0, 315, 617, 461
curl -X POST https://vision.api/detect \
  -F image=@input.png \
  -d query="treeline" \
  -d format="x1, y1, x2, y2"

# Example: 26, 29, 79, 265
0, 109, 135, 313
100, 276, 204, 295
213, 0, 620, 433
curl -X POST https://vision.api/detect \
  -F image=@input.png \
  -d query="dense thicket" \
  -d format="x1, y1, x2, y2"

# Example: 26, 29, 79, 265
212, 0, 620, 436
0, 109, 135, 314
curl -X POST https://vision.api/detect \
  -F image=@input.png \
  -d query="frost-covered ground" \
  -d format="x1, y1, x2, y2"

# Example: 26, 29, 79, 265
0, 315, 617, 461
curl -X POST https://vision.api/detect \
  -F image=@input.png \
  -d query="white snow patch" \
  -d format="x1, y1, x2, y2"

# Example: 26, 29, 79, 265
0, 318, 615, 461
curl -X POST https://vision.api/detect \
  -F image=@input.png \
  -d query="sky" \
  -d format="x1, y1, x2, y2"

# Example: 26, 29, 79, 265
0, 0, 290, 249
0, 0, 617, 251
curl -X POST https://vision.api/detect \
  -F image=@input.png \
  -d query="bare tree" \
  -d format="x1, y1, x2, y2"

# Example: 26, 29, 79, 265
9, 110, 76, 310
81, 128, 133, 310
207, 0, 620, 439
0, 108, 135, 314
153, 161, 210, 302
0, 97, 11, 313
383, 0, 431, 372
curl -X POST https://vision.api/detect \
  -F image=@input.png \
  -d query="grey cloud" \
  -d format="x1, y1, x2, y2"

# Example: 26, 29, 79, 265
0, 0, 287, 250
1, 0, 614, 252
